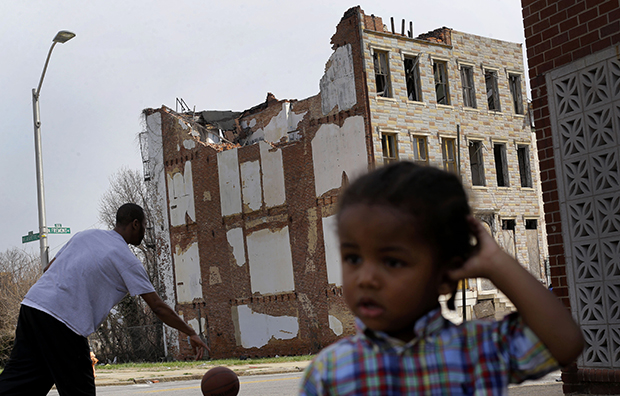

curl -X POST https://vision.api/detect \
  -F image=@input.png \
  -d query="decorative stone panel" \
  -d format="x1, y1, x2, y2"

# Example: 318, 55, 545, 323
547, 47, 620, 369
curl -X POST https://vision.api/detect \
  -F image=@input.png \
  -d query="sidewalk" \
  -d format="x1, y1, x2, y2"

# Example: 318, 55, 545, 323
94, 360, 310, 386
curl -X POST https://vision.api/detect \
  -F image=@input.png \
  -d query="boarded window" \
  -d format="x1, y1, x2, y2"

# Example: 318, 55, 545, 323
525, 219, 542, 279
469, 140, 485, 186
509, 74, 524, 114
381, 133, 398, 164
373, 51, 392, 98
517, 145, 532, 187
494, 143, 509, 187
460, 66, 476, 108
412, 135, 428, 164
433, 60, 450, 105
500, 219, 516, 259
442, 137, 457, 173
485, 69, 501, 111
404, 56, 422, 102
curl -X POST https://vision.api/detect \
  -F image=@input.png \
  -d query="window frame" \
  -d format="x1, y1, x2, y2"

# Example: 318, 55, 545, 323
433, 60, 450, 105
373, 50, 392, 98
381, 132, 398, 164
441, 137, 457, 173
468, 139, 486, 186
460, 65, 477, 108
484, 69, 501, 111
517, 144, 533, 187
404, 55, 422, 102
493, 142, 510, 187
509, 73, 524, 115
411, 134, 428, 164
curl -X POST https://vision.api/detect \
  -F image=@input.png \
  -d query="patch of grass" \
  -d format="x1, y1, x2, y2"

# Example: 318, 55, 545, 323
96, 355, 314, 371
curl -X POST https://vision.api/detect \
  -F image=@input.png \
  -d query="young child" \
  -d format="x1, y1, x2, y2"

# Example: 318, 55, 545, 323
300, 161, 584, 395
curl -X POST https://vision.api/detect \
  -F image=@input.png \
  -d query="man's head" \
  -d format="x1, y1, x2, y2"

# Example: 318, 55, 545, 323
114, 203, 146, 246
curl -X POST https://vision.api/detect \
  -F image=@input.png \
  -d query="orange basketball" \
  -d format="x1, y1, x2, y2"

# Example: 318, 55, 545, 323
201, 366, 240, 396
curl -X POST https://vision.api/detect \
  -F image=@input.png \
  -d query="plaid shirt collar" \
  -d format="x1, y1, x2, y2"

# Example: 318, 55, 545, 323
356, 306, 445, 351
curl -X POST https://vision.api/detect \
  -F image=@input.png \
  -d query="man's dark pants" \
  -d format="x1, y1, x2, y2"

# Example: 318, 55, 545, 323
0, 305, 95, 395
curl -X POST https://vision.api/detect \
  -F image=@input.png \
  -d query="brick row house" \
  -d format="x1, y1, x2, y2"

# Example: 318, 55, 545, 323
521, 0, 620, 394
141, 7, 548, 359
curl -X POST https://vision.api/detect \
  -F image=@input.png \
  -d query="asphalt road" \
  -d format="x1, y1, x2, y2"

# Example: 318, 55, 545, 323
47, 370, 564, 395
48, 372, 304, 396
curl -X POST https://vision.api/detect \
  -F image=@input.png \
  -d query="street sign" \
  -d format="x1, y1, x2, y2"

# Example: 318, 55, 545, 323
22, 223, 70, 243
49, 225, 70, 234
22, 231, 40, 243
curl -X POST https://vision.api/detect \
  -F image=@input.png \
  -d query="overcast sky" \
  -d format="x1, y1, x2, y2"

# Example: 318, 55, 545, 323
0, 0, 527, 257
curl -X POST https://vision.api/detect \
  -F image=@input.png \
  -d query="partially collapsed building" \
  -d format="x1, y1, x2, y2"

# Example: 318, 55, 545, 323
141, 6, 548, 359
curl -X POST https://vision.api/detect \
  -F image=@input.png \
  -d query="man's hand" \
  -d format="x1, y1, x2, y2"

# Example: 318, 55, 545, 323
189, 334, 209, 360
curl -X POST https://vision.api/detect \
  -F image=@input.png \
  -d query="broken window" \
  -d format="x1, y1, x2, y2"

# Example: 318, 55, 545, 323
404, 56, 422, 102
468, 140, 485, 186
381, 133, 398, 164
460, 65, 476, 108
373, 50, 392, 98
493, 143, 509, 187
433, 60, 450, 105
517, 144, 533, 187
509, 74, 524, 114
412, 135, 428, 164
441, 137, 457, 173
485, 69, 501, 111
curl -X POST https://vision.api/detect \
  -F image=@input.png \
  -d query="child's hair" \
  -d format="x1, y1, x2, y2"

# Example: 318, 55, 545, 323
338, 161, 474, 309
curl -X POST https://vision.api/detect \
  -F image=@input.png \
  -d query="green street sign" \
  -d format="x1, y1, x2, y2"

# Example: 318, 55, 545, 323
22, 231, 40, 243
49, 226, 70, 234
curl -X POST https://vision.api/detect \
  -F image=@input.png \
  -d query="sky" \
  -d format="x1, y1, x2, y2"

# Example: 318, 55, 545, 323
0, 0, 528, 258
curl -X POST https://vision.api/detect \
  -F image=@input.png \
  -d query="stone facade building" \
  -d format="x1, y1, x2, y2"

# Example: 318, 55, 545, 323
141, 6, 547, 360
521, 0, 620, 394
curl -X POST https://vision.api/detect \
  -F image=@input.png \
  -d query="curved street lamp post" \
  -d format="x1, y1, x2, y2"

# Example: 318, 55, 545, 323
32, 30, 75, 268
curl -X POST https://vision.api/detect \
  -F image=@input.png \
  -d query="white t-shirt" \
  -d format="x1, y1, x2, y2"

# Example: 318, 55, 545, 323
23, 229, 156, 337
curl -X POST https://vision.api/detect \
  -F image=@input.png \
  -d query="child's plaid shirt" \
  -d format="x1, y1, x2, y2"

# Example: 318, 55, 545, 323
300, 307, 558, 395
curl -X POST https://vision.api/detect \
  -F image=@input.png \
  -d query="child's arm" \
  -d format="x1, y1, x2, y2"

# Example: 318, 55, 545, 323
448, 217, 584, 367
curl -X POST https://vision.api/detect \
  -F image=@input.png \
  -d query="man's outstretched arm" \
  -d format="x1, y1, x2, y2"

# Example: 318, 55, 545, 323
141, 292, 209, 359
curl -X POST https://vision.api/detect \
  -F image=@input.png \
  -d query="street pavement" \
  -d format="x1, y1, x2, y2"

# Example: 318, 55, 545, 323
93, 361, 569, 395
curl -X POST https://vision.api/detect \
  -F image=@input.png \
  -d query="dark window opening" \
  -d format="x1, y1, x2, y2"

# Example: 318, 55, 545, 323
525, 219, 537, 230
469, 140, 485, 186
461, 66, 476, 108
517, 145, 532, 187
502, 219, 516, 230
494, 143, 509, 187
382, 133, 398, 164
433, 60, 450, 105
509, 74, 524, 114
373, 51, 392, 98
485, 69, 500, 111
404, 56, 422, 102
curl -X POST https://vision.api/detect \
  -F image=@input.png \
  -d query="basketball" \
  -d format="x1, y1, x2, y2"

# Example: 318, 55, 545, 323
201, 366, 240, 396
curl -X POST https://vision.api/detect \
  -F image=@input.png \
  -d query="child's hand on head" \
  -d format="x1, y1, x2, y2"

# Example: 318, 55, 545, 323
448, 216, 510, 282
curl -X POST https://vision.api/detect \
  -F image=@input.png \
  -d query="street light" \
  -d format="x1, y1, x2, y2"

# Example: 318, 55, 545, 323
32, 30, 75, 269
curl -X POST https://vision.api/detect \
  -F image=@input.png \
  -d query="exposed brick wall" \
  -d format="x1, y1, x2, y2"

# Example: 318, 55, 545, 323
522, 0, 620, 393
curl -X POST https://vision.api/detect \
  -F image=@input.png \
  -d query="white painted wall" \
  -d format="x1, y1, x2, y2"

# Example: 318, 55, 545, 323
312, 115, 368, 197
233, 305, 298, 349
320, 44, 357, 115
167, 161, 196, 227
226, 227, 246, 267
322, 215, 342, 286
218, 148, 242, 216
259, 142, 286, 207
246, 227, 295, 294
246, 103, 307, 143
173, 242, 202, 303
240, 160, 262, 212
328, 315, 344, 336
145, 112, 178, 355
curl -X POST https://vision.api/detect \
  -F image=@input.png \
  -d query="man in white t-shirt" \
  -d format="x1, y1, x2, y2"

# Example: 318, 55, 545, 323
0, 203, 208, 395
